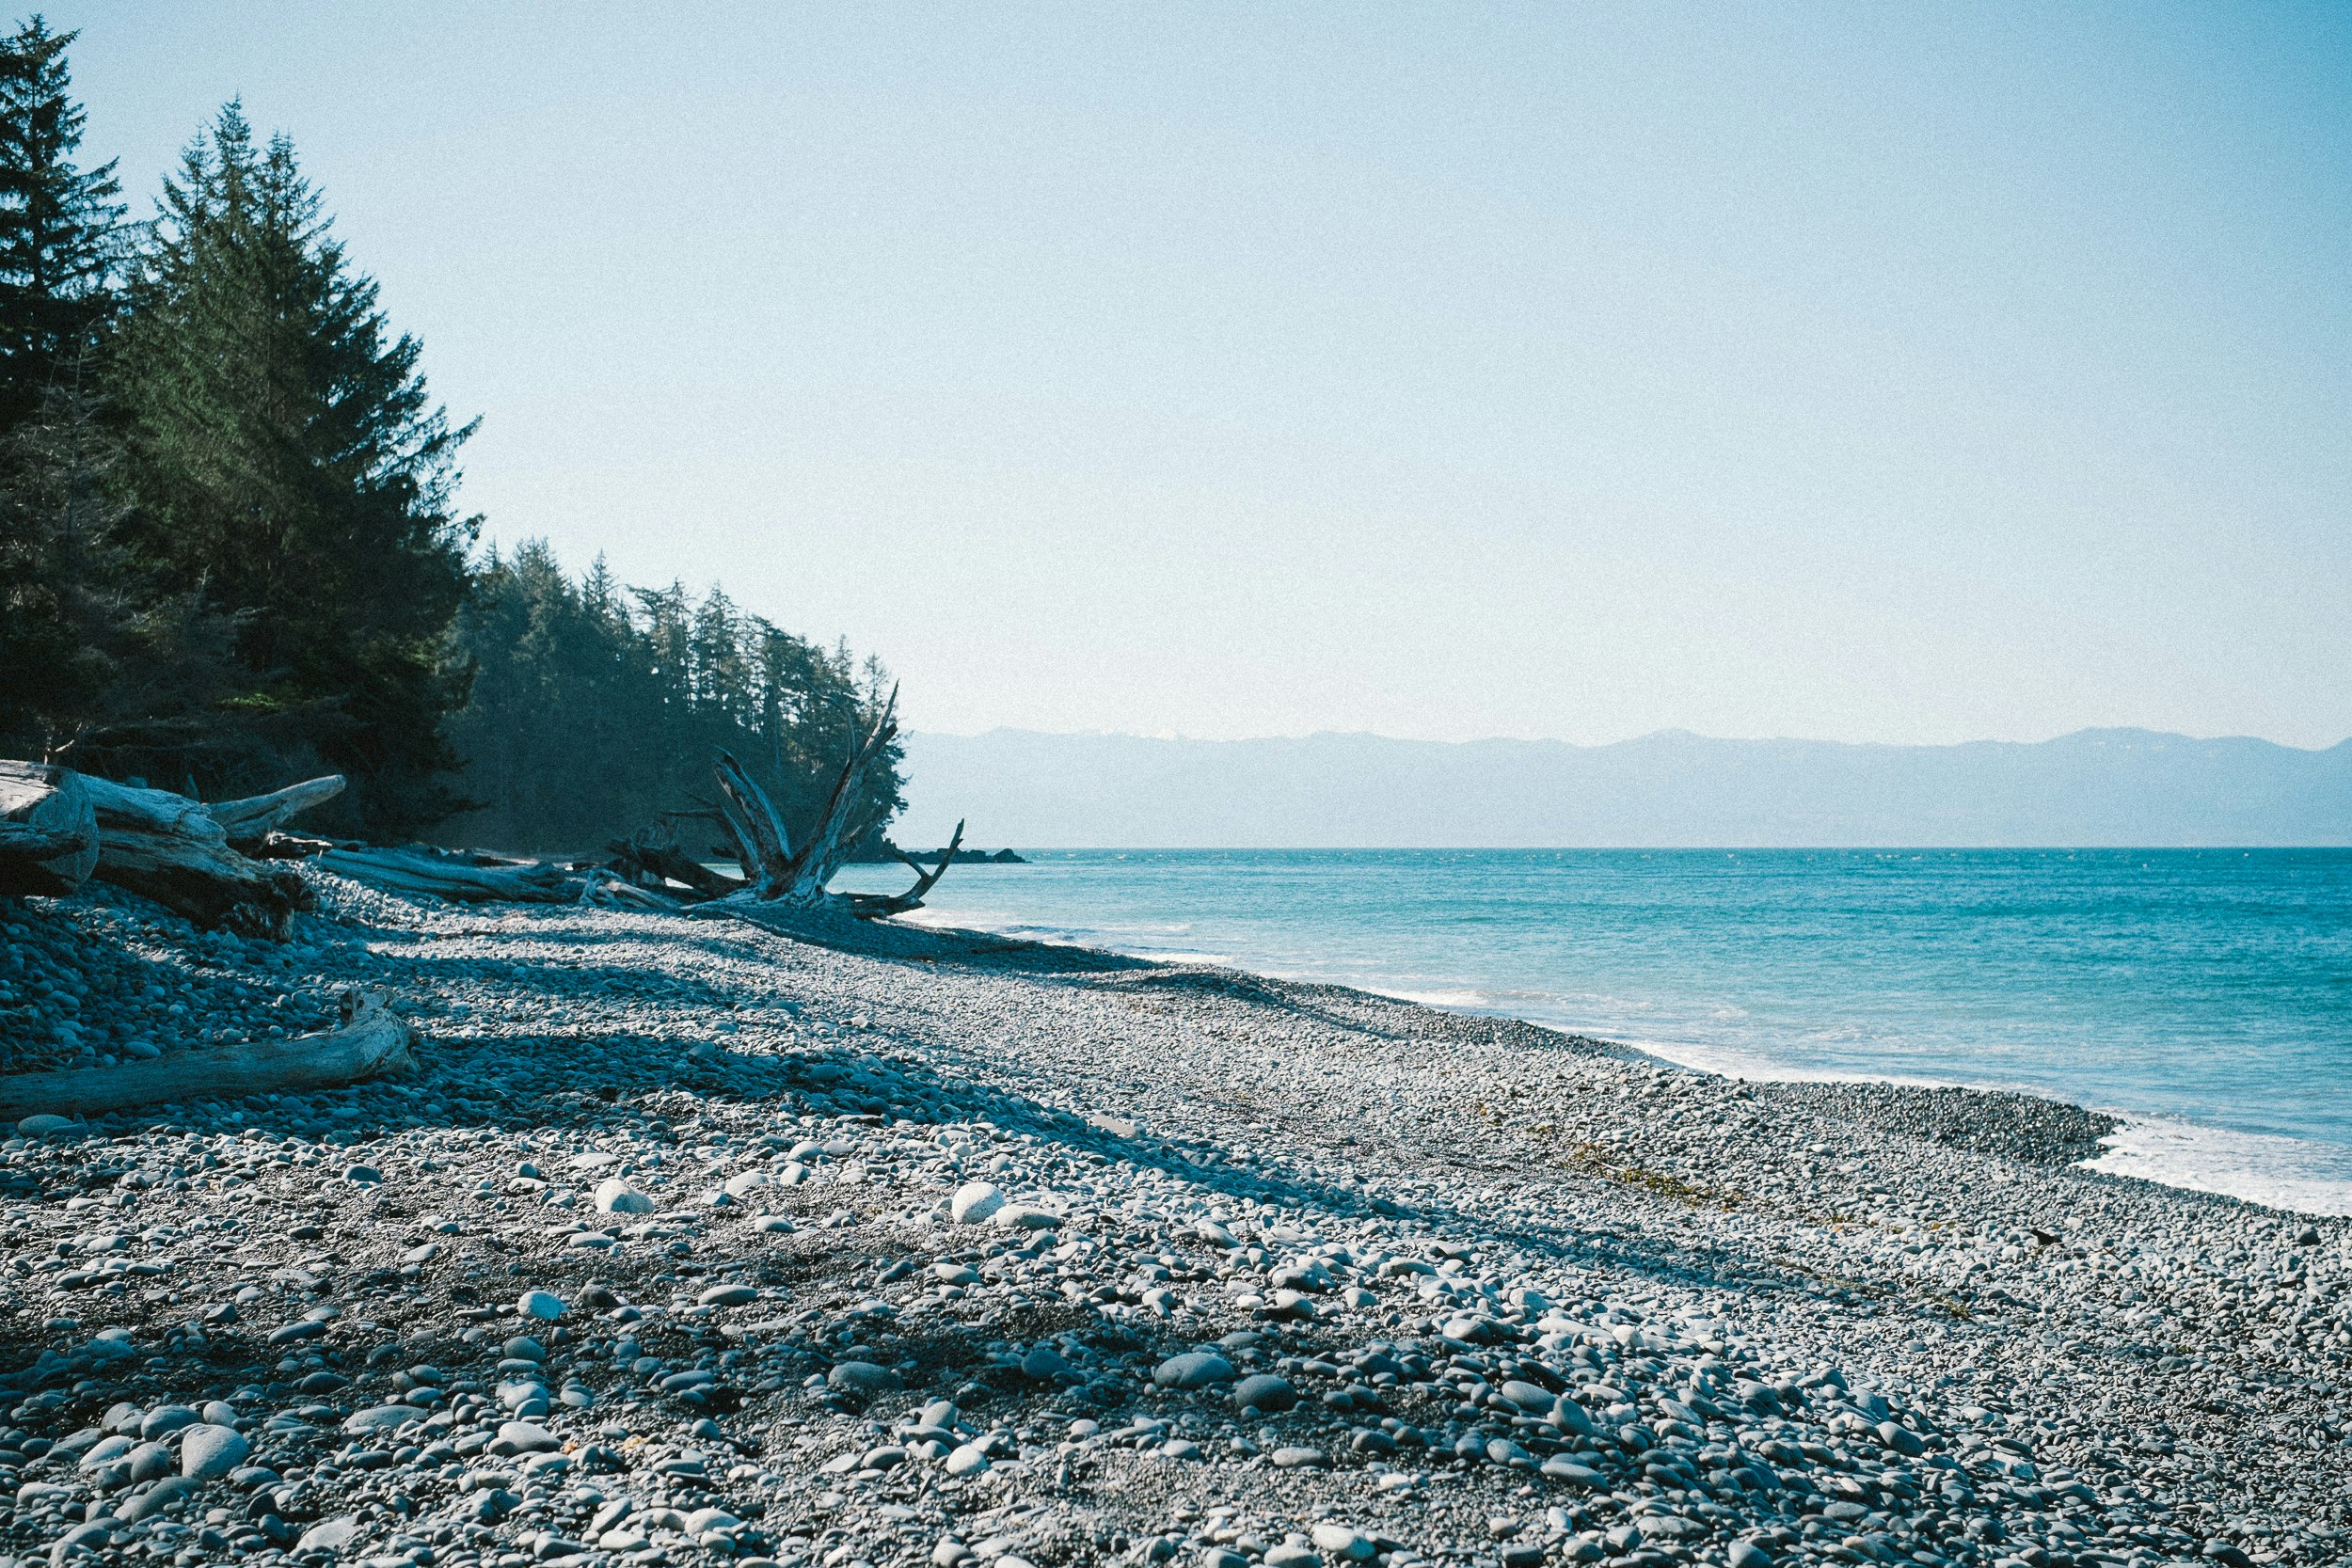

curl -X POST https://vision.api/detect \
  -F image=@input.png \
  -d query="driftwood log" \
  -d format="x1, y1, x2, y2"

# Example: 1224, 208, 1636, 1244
707, 688, 930, 916
208, 774, 347, 850
0, 990, 417, 1121
79, 773, 317, 941
573, 867, 682, 911
708, 691, 899, 905
0, 761, 98, 897
316, 846, 579, 903
602, 690, 963, 920
608, 829, 745, 900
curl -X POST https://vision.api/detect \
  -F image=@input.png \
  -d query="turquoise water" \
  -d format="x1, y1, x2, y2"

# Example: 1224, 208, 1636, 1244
832, 848, 2352, 1212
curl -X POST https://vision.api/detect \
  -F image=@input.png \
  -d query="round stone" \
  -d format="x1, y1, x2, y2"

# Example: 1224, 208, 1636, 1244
15, 1115, 72, 1136
1152, 1351, 1235, 1390
181, 1424, 250, 1482
119, 1475, 200, 1523
698, 1284, 758, 1307
296, 1518, 359, 1554
77, 1435, 133, 1471
1486, 1436, 1533, 1468
595, 1177, 655, 1213
1877, 1419, 1926, 1457
1232, 1373, 1297, 1413
950, 1181, 1004, 1226
1270, 1446, 1328, 1469
945, 1443, 991, 1476
516, 1290, 565, 1321
138, 1405, 199, 1441
1550, 1398, 1597, 1434
1020, 1345, 1073, 1381
497, 1420, 560, 1452
1500, 1379, 1557, 1414
1539, 1455, 1606, 1487
342, 1405, 422, 1435
828, 1361, 904, 1394
1311, 1524, 1375, 1561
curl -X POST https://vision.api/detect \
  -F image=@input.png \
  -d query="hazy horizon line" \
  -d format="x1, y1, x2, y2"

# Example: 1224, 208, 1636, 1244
907, 722, 2352, 754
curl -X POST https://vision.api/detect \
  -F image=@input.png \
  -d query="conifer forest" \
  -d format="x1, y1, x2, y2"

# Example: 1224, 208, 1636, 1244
0, 19, 903, 855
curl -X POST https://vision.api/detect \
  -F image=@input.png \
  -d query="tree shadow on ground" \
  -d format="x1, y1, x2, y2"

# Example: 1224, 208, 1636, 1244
690, 903, 1154, 976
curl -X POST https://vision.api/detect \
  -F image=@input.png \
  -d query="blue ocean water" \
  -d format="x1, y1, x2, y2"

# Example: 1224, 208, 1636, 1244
831, 848, 2352, 1212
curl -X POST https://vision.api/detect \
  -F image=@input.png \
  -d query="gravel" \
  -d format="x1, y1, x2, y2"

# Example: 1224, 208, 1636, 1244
0, 873, 2344, 1568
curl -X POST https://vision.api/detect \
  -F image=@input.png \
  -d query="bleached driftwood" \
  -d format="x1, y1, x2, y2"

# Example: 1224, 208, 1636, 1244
316, 845, 579, 903
607, 691, 956, 921
709, 687, 913, 914
846, 818, 964, 919
78, 773, 314, 940
0, 990, 417, 1121
0, 761, 98, 897
574, 867, 682, 911
206, 774, 346, 849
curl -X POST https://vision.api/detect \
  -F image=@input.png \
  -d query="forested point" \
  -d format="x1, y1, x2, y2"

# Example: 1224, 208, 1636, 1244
449, 542, 902, 857
0, 18, 904, 856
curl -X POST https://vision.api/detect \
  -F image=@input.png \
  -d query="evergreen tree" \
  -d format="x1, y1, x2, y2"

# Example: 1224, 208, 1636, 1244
0, 14, 119, 434
0, 364, 245, 769
443, 541, 905, 858
0, 14, 242, 771
110, 104, 477, 834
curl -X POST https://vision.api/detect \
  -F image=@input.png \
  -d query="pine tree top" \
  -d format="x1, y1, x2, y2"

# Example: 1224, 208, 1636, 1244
0, 13, 123, 429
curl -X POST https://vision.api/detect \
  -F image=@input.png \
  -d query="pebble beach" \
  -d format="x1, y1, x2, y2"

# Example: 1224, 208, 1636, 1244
0, 872, 2344, 1568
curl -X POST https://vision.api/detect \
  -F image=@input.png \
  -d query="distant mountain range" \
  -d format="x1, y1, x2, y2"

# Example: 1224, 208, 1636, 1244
891, 727, 2352, 847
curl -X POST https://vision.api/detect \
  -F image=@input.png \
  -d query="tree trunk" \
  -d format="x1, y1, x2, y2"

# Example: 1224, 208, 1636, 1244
77, 773, 315, 940
711, 751, 796, 897
0, 990, 417, 1121
0, 761, 98, 897
207, 774, 346, 849
315, 845, 580, 903
607, 832, 745, 899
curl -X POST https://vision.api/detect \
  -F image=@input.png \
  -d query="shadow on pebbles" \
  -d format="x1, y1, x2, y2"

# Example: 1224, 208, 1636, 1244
0, 874, 2342, 1568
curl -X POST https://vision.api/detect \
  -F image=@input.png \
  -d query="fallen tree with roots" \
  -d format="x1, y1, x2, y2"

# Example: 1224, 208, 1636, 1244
606, 686, 966, 920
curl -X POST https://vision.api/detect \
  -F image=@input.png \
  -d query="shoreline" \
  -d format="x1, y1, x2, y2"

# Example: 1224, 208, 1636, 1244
879, 906, 2352, 1220
0, 875, 2344, 1568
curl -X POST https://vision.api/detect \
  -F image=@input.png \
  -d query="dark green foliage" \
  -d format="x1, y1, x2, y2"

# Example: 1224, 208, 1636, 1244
443, 540, 905, 856
0, 17, 243, 772
0, 15, 119, 434
108, 104, 477, 837
0, 361, 248, 775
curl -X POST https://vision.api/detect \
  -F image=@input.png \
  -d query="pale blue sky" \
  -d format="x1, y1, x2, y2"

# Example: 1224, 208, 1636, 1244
54, 2, 2352, 747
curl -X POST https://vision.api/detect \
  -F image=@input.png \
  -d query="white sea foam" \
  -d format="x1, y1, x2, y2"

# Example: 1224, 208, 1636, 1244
2084, 1117, 2352, 1216
1366, 986, 1494, 1008
1621, 1034, 1966, 1088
